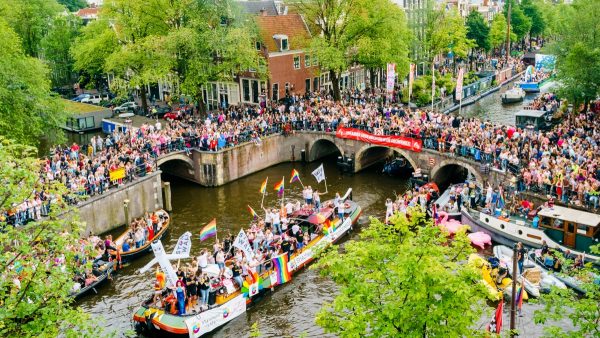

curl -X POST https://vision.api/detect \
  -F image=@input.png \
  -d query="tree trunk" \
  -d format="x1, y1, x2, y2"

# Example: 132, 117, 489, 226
330, 70, 341, 102
140, 86, 148, 113
369, 67, 377, 90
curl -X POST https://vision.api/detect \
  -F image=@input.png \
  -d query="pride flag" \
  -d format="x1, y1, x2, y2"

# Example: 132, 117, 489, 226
498, 186, 506, 209
247, 205, 259, 220
289, 169, 300, 184
322, 218, 333, 236
272, 253, 292, 285
274, 177, 284, 196
199, 218, 217, 241
260, 177, 268, 194
516, 285, 524, 312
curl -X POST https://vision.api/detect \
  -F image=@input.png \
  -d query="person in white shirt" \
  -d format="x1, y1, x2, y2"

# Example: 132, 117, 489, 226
271, 209, 281, 235
197, 249, 208, 269
385, 198, 394, 224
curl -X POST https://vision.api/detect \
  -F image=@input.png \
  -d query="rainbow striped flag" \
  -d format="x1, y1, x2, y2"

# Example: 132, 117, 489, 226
247, 205, 259, 219
260, 177, 268, 194
322, 218, 333, 236
199, 218, 217, 241
274, 177, 284, 196
272, 253, 292, 285
289, 169, 300, 184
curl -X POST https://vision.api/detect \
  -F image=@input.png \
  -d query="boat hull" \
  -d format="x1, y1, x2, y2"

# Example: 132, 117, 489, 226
501, 96, 524, 103
71, 261, 115, 299
111, 210, 170, 263
133, 199, 362, 337
519, 82, 540, 93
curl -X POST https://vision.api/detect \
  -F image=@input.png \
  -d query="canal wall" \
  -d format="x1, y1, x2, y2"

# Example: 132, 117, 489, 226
78, 171, 164, 235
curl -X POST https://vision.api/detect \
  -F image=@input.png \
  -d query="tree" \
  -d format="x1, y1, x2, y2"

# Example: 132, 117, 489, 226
296, 0, 411, 100
57, 0, 88, 12
548, 0, 600, 110
533, 245, 600, 337
504, 1, 532, 43
521, 0, 546, 38
0, 20, 66, 146
0, 137, 97, 337
314, 210, 487, 337
488, 14, 516, 52
41, 14, 82, 88
0, 0, 63, 57
466, 11, 490, 52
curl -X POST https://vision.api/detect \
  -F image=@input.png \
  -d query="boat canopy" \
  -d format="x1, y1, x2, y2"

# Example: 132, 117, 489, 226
515, 109, 547, 118
538, 205, 600, 228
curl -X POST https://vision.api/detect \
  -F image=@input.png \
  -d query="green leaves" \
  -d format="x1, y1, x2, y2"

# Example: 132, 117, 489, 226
423, 8, 474, 62
466, 11, 490, 52
314, 210, 486, 337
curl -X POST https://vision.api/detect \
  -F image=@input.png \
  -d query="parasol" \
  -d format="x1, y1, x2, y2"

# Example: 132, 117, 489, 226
307, 213, 327, 224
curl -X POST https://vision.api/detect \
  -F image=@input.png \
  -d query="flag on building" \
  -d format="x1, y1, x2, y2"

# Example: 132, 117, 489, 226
260, 177, 268, 194
456, 67, 465, 101
272, 253, 292, 285
247, 205, 259, 220
289, 169, 300, 184
311, 164, 325, 183
199, 218, 217, 241
274, 177, 284, 196
486, 300, 504, 334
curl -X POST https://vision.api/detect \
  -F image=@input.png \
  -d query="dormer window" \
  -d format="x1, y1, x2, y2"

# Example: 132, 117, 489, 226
273, 34, 289, 51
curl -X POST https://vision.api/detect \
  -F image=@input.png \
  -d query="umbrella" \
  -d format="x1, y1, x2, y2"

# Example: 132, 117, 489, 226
307, 213, 327, 225
422, 182, 440, 193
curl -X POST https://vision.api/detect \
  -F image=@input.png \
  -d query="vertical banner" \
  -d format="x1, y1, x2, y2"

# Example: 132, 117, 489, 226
150, 240, 179, 288
455, 67, 465, 101
408, 63, 415, 102
386, 63, 396, 94
233, 229, 255, 260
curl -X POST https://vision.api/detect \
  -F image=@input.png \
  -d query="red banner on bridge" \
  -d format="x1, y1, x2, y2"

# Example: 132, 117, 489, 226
336, 127, 423, 152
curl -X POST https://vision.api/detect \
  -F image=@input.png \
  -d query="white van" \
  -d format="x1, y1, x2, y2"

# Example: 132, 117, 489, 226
81, 94, 109, 105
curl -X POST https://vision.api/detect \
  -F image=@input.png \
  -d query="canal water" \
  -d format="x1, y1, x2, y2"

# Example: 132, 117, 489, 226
78, 81, 564, 337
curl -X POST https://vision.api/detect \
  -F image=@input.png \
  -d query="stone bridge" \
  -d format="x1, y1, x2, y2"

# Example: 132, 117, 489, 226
157, 132, 509, 189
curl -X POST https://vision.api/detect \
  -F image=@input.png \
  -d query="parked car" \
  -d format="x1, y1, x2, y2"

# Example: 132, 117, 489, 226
146, 106, 171, 119
164, 110, 183, 120
71, 94, 91, 102
114, 102, 139, 113
81, 94, 110, 105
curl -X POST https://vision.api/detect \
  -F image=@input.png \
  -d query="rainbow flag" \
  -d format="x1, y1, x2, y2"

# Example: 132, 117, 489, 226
274, 177, 284, 196
322, 218, 333, 235
260, 177, 268, 194
272, 253, 292, 285
516, 285, 523, 312
199, 218, 217, 241
247, 205, 259, 220
289, 169, 300, 184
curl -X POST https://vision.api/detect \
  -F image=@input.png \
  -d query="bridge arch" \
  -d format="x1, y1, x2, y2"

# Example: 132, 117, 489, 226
354, 144, 418, 173
308, 138, 343, 162
156, 152, 196, 180
430, 159, 483, 190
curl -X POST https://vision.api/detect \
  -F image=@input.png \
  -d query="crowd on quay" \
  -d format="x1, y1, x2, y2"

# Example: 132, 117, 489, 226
154, 192, 348, 315
4, 80, 600, 226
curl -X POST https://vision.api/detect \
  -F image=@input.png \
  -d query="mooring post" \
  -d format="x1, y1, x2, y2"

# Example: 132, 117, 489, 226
162, 182, 173, 212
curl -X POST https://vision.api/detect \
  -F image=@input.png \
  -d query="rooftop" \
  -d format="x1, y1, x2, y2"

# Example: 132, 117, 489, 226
237, 1, 280, 16
255, 14, 311, 52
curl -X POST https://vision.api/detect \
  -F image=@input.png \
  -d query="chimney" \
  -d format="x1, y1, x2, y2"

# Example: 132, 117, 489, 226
260, 8, 268, 16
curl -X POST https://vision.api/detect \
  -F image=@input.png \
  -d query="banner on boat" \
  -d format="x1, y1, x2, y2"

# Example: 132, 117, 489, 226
184, 294, 247, 338
233, 229, 255, 260
335, 128, 422, 152
172, 231, 192, 258
150, 240, 179, 288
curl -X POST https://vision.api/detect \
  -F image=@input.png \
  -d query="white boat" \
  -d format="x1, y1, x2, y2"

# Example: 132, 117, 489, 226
493, 245, 566, 298
501, 87, 526, 103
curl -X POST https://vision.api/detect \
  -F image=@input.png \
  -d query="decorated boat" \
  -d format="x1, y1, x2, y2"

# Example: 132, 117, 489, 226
493, 245, 566, 297
462, 205, 600, 265
70, 260, 115, 299
518, 64, 554, 93
132, 189, 361, 337
501, 86, 526, 103
528, 249, 599, 295
110, 209, 170, 262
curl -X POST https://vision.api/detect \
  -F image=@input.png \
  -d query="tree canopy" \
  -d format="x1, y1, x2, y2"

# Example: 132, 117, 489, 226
41, 15, 82, 88
504, 0, 532, 42
314, 210, 486, 337
57, 0, 88, 12
0, 138, 96, 337
466, 11, 491, 52
423, 8, 474, 64
521, 0, 546, 38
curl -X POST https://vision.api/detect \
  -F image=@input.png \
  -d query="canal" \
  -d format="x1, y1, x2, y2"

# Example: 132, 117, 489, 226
79, 81, 561, 337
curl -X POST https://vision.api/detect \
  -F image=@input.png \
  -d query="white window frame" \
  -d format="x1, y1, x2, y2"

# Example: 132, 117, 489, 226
293, 56, 300, 70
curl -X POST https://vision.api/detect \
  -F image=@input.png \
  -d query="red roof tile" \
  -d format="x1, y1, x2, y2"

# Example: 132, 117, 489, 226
255, 14, 311, 52
76, 8, 99, 17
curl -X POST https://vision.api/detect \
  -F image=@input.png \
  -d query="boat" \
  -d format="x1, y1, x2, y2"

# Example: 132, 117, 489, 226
382, 157, 409, 175
501, 87, 526, 104
132, 189, 362, 337
528, 250, 599, 295
461, 205, 600, 265
494, 245, 566, 297
70, 260, 115, 299
518, 65, 554, 93
110, 209, 170, 262
515, 108, 554, 131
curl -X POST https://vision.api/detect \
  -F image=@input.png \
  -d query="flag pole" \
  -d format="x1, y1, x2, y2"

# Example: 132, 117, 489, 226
261, 177, 268, 209
281, 176, 285, 209
298, 177, 305, 189
510, 243, 518, 337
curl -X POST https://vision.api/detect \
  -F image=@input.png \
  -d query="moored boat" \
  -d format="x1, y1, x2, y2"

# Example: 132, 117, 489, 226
70, 260, 115, 299
501, 87, 526, 103
493, 245, 566, 297
110, 209, 170, 262
529, 249, 599, 295
132, 190, 362, 337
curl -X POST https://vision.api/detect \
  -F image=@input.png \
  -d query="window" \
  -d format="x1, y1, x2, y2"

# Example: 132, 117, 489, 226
305, 78, 311, 93
304, 54, 311, 67
242, 79, 250, 102
313, 77, 319, 91
281, 38, 289, 51
293, 56, 300, 70
255, 41, 261, 51
272, 83, 279, 101
252, 80, 259, 103
312, 54, 318, 66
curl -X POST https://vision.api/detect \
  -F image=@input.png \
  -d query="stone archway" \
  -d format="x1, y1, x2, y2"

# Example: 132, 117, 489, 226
156, 152, 196, 180
430, 159, 483, 190
308, 138, 344, 162
354, 144, 418, 173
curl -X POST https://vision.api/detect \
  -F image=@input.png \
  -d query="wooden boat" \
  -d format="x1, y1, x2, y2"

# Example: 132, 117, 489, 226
132, 189, 361, 337
528, 250, 599, 295
110, 209, 170, 262
501, 87, 526, 103
493, 245, 566, 297
461, 205, 600, 265
70, 260, 115, 299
